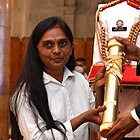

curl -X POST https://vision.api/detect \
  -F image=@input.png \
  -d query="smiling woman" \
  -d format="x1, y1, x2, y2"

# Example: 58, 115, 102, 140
9, 16, 106, 140
37, 27, 73, 82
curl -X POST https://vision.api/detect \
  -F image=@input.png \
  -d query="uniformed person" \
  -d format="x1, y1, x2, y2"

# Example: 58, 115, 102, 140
90, 0, 140, 139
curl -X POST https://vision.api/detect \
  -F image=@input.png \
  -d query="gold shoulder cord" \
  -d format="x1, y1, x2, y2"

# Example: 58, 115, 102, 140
95, 0, 140, 65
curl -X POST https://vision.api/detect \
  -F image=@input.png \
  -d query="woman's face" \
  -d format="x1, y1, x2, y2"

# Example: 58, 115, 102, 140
37, 26, 73, 73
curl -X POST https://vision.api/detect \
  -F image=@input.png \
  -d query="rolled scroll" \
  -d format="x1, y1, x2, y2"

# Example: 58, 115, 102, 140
100, 38, 124, 137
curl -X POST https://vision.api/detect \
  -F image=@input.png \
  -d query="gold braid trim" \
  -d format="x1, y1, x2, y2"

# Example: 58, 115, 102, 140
95, 0, 126, 63
124, 21, 140, 64
128, 21, 140, 43
95, 0, 140, 65
99, 0, 126, 12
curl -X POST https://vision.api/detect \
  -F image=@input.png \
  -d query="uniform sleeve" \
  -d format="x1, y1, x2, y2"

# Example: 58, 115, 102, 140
135, 104, 140, 119
131, 104, 140, 125
17, 96, 74, 140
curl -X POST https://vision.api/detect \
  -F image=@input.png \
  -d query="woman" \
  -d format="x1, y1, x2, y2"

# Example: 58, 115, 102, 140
9, 16, 105, 140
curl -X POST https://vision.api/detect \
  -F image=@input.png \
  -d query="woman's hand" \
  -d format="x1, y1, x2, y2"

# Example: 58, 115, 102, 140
70, 105, 106, 131
84, 105, 106, 125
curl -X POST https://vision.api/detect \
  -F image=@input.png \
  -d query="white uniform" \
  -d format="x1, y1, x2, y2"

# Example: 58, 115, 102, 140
93, 1, 140, 138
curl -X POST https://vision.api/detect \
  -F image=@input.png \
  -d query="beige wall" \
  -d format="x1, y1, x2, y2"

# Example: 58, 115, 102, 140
11, 0, 111, 39
0, 0, 11, 139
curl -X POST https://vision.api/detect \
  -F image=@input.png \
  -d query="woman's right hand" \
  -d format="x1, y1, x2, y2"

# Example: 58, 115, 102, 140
70, 105, 106, 131
84, 105, 106, 125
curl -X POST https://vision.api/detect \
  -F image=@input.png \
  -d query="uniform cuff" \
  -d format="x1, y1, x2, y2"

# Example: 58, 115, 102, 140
131, 109, 140, 125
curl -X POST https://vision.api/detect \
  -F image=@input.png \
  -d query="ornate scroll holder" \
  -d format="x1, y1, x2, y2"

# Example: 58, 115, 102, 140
100, 38, 125, 137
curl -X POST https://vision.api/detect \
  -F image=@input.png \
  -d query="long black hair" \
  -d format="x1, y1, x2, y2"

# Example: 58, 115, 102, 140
10, 16, 76, 140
